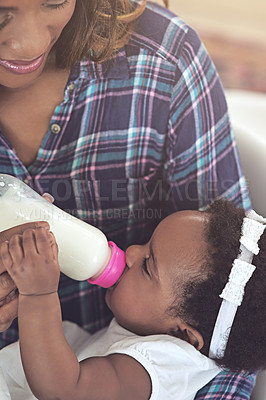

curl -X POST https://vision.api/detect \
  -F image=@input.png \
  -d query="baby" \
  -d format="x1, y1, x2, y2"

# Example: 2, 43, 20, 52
0, 199, 265, 400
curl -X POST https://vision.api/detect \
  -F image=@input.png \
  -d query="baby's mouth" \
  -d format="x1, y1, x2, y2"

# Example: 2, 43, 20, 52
109, 265, 129, 290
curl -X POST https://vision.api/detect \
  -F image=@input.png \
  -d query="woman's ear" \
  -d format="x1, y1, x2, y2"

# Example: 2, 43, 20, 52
169, 322, 204, 350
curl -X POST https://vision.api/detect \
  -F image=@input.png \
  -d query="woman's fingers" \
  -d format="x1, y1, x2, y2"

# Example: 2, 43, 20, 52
42, 193, 54, 203
0, 242, 13, 270
0, 272, 16, 307
0, 271, 15, 292
0, 287, 17, 308
0, 296, 18, 332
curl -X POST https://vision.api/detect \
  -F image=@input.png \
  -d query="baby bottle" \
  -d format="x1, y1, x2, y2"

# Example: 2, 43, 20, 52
0, 174, 125, 287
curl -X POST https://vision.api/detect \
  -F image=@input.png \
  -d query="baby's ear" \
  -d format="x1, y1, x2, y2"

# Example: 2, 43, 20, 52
170, 322, 204, 350
183, 327, 204, 350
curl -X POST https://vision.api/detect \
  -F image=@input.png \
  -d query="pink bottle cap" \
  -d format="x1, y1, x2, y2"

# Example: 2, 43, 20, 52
87, 241, 126, 288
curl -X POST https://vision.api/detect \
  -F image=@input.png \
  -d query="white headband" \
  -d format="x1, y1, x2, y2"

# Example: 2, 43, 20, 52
209, 210, 266, 359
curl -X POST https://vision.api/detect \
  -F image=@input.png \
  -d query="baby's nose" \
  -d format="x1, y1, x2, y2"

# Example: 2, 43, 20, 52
126, 245, 143, 268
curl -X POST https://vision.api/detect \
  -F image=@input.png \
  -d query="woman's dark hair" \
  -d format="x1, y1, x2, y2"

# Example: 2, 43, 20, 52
54, 0, 147, 68
169, 199, 266, 373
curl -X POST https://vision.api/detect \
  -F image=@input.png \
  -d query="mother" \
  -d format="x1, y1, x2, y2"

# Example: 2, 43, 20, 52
0, 0, 251, 397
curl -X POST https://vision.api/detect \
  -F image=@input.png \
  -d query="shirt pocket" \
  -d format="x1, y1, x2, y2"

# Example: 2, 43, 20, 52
71, 172, 163, 246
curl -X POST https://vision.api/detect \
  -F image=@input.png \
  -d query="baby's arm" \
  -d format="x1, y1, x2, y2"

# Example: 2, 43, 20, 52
0, 228, 151, 400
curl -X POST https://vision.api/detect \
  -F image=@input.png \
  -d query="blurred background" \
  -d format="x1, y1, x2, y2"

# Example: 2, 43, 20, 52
166, 0, 266, 93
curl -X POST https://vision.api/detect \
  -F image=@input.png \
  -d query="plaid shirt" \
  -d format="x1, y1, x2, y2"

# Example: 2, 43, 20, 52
0, 2, 254, 398
196, 371, 256, 399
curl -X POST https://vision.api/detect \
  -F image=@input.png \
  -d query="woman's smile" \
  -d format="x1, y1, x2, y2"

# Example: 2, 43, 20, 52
0, 53, 45, 74
0, 0, 76, 89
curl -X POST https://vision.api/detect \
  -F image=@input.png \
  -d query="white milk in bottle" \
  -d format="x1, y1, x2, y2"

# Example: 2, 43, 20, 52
0, 174, 125, 286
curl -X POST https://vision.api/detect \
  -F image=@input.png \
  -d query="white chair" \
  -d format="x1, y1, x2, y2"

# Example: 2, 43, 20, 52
225, 89, 266, 400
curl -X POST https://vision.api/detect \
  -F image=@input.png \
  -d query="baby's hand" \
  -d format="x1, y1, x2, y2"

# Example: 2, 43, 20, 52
0, 228, 60, 296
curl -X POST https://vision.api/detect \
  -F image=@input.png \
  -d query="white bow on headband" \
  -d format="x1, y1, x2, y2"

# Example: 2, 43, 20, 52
209, 210, 266, 359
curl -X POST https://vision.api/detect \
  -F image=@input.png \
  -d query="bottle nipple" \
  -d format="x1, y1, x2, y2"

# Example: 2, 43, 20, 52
87, 242, 126, 288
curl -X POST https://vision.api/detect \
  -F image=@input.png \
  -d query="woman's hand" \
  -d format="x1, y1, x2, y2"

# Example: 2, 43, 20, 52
0, 271, 18, 331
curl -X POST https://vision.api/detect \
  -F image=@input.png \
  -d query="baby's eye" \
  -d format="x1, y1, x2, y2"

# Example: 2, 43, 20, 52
142, 258, 150, 277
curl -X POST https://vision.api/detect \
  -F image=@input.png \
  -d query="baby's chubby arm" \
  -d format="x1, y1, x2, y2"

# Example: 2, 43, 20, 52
0, 193, 56, 326
0, 228, 151, 400
0, 221, 50, 332
0, 227, 60, 296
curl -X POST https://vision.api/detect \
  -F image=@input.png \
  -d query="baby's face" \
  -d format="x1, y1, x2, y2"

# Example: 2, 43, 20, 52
105, 210, 208, 336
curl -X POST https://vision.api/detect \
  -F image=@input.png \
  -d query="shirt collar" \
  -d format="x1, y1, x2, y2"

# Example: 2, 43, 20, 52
69, 48, 130, 82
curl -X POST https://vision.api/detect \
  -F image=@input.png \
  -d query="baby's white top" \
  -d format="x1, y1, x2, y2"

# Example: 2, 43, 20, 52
0, 319, 220, 400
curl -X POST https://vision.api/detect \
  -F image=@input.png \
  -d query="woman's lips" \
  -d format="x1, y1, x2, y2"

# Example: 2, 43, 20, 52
0, 53, 45, 74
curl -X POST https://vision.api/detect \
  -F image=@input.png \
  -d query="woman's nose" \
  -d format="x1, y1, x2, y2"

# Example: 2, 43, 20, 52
126, 245, 145, 268
3, 17, 51, 59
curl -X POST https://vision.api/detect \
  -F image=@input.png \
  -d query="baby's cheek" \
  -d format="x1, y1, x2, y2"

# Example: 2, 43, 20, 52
110, 286, 127, 316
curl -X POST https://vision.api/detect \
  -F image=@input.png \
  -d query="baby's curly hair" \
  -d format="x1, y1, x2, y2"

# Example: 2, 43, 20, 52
171, 199, 266, 373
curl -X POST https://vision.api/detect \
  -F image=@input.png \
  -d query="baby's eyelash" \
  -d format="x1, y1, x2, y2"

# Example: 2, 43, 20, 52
142, 258, 150, 277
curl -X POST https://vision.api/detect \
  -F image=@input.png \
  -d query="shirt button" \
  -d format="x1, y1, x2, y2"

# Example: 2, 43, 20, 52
51, 123, 61, 134
68, 83, 75, 93
24, 178, 29, 185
